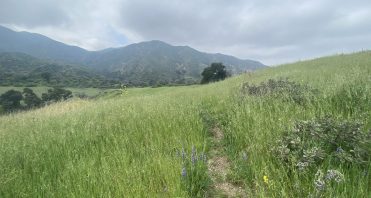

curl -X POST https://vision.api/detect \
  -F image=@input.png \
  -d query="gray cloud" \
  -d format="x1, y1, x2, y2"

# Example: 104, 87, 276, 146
0, 0, 69, 27
1, 0, 371, 65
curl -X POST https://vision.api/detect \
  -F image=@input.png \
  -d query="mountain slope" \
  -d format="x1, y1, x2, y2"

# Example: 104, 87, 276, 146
0, 26, 89, 64
0, 26, 266, 86
85, 41, 265, 85
0, 52, 117, 87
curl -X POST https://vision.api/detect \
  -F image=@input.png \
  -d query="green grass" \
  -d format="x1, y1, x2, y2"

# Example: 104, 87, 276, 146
0, 51, 370, 197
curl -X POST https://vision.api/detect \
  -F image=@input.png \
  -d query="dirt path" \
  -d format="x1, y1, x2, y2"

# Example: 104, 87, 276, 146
207, 126, 247, 197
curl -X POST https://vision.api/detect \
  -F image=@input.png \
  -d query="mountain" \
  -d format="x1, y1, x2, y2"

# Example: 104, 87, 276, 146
85, 40, 265, 85
0, 26, 89, 64
0, 52, 118, 88
0, 25, 266, 86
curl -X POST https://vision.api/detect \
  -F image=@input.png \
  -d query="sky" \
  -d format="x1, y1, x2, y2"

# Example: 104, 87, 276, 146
0, 0, 370, 65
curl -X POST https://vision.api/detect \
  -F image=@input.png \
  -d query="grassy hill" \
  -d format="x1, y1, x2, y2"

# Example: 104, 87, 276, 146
0, 52, 370, 197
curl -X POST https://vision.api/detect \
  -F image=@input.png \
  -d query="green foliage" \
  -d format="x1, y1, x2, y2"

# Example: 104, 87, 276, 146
85, 40, 264, 85
241, 78, 319, 105
201, 63, 229, 84
178, 146, 210, 197
0, 89, 23, 112
40, 72, 51, 83
0, 52, 119, 88
331, 81, 371, 117
273, 117, 371, 171
41, 87, 72, 102
23, 88, 42, 108
313, 169, 345, 196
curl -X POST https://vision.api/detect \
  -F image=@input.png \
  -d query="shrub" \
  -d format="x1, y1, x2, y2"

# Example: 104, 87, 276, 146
0, 90, 23, 112
23, 88, 43, 108
273, 116, 371, 171
42, 87, 72, 102
241, 78, 319, 105
312, 169, 345, 196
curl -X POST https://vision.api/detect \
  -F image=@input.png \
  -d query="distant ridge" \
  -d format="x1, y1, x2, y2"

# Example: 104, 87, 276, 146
0, 52, 116, 87
0, 26, 266, 86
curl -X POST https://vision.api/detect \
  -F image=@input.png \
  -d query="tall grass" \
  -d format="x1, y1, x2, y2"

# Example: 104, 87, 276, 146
0, 89, 210, 197
209, 52, 371, 197
0, 51, 370, 197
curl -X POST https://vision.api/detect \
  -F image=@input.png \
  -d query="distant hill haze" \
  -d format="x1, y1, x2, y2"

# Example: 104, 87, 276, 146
0, 52, 117, 88
0, 25, 266, 86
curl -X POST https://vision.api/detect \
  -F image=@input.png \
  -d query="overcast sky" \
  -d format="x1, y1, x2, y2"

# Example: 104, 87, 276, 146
0, 0, 370, 65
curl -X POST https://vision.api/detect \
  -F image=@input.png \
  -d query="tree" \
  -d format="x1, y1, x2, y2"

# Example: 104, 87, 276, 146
42, 87, 72, 102
201, 63, 228, 84
23, 88, 42, 108
0, 90, 23, 112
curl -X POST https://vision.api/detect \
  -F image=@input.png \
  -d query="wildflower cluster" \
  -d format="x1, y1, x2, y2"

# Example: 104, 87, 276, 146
176, 146, 209, 197
241, 78, 319, 105
273, 116, 371, 171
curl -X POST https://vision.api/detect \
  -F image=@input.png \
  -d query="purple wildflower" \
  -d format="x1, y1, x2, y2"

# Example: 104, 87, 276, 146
181, 167, 187, 178
181, 148, 186, 160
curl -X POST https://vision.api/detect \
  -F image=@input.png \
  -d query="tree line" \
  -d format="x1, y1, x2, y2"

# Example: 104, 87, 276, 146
0, 87, 72, 114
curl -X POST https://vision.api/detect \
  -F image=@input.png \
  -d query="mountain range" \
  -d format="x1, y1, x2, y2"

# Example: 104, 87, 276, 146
0, 25, 266, 87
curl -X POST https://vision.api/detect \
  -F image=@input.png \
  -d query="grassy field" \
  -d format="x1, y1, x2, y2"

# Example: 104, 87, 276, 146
0, 52, 370, 197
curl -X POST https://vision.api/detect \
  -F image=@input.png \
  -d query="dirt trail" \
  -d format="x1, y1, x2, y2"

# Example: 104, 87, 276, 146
207, 126, 247, 197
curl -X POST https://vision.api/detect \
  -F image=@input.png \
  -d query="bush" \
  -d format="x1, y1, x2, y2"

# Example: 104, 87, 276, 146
0, 90, 23, 112
241, 78, 319, 105
273, 116, 371, 171
23, 88, 43, 108
42, 87, 72, 102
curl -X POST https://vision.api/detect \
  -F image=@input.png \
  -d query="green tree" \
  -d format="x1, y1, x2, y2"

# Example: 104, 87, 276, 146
23, 88, 43, 108
201, 63, 228, 84
0, 90, 23, 112
42, 87, 72, 102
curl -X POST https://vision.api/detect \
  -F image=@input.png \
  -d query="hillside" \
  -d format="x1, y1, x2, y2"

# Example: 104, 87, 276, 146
84, 40, 265, 85
0, 51, 369, 197
0, 26, 89, 63
0, 26, 265, 86
0, 52, 118, 87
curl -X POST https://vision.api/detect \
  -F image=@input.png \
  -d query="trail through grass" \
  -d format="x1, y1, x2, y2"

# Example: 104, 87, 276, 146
207, 124, 247, 197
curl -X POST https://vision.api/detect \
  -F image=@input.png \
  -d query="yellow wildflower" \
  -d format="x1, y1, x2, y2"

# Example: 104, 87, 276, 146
263, 175, 269, 184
